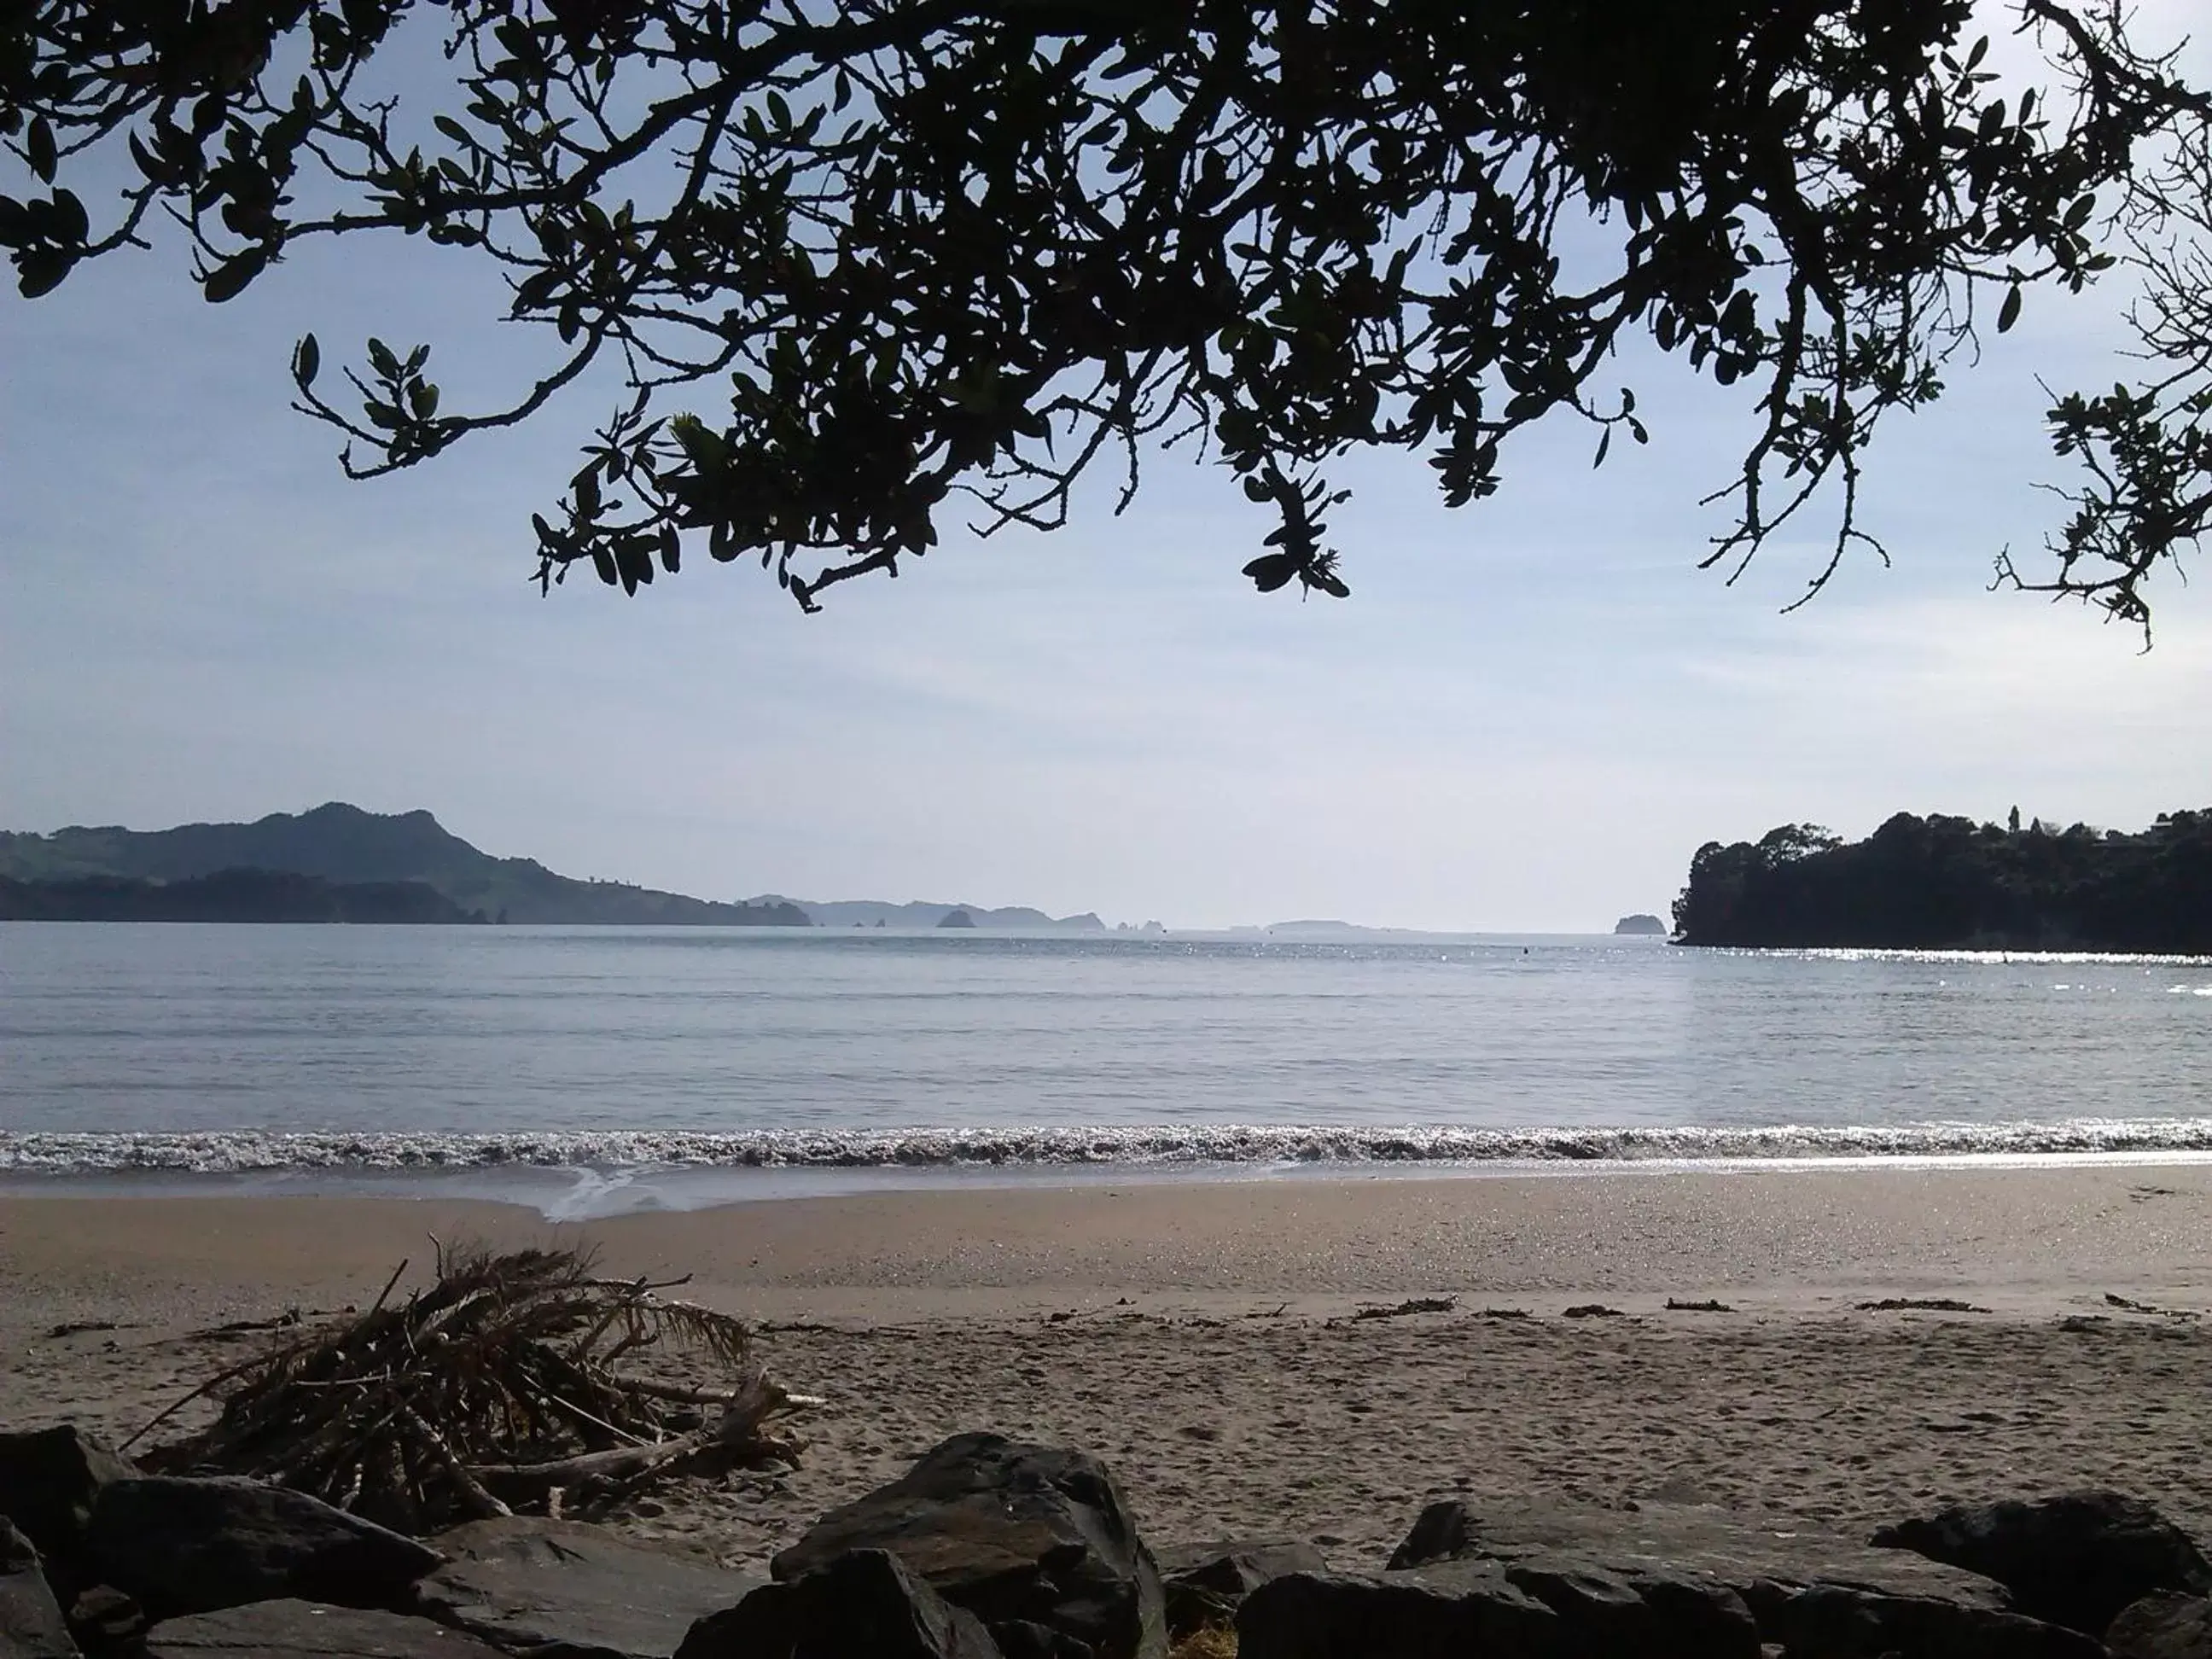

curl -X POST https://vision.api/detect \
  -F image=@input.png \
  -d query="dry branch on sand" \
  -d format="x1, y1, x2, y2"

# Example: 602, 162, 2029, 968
128, 1243, 813, 1534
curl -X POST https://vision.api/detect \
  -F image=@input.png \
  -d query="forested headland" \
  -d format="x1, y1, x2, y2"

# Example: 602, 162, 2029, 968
1674, 811, 2212, 952
0, 803, 808, 926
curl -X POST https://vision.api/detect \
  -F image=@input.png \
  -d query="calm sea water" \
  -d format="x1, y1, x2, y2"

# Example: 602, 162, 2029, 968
4, 924, 2210, 1213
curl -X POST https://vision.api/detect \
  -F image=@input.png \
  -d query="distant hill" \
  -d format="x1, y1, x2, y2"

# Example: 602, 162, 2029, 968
0, 870, 480, 923
1614, 913, 1667, 935
1674, 810, 2212, 951
759, 897, 1107, 930
0, 804, 808, 927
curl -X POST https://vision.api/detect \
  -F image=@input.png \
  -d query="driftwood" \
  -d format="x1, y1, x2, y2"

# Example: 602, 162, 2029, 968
132, 1243, 811, 1534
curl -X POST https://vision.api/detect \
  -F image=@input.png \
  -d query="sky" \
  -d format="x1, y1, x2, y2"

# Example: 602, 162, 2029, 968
6, 8, 2211, 933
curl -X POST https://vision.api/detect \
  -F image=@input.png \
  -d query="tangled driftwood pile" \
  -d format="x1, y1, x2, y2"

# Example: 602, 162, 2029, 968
125, 1243, 812, 1533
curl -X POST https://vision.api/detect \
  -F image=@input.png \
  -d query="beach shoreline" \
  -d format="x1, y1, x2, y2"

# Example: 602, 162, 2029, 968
3, 1161, 2209, 1318
6, 1163, 2209, 1575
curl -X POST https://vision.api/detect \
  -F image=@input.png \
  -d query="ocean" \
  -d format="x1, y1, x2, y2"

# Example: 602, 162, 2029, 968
3, 923, 2210, 1217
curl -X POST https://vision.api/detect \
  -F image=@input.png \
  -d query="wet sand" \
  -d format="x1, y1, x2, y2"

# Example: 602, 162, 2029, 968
3, 1164, 2209, 1571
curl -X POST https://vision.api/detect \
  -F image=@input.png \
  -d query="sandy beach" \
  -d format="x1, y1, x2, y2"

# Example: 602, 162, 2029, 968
3, 1163, 2209, 1573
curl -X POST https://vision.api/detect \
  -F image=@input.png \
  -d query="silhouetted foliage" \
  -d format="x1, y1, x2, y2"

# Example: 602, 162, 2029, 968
1995, 103, 2212, 638
1, 3, 2203, 611
1674, 809, 2212, 951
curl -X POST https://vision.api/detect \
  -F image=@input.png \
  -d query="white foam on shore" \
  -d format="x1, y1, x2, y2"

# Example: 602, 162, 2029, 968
7, 1118, 2212, 1177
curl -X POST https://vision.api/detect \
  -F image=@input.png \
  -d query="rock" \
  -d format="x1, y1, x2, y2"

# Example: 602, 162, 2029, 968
1235, 1564, 1562, 1658
1871, 1492, 2212, 1635
1386, 1497, 2011, 1610
0, 1429, 137, 1584
1155, 1540, 1327, 1637
1765, 1582, 2106, 1658
1505, 1558, 1761, 1656
140, 1600, 504, 1659
1386, 1502, 1477, 1572
413, 1517, 761, 1659
1, 1520, 78, 1659
64, 1586, 143, 1653
677, 1550, 1001, 1659
85, 1478, 442, 1618
2108, 1593, 2212, 1659
771, 1433, 1164, 1659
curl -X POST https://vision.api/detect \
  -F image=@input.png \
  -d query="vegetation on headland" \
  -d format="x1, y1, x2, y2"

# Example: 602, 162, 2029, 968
0, 803, 808, 926
1674, 809, 2212, 952
0, 803, 1103, 928
0, 868, 482, 924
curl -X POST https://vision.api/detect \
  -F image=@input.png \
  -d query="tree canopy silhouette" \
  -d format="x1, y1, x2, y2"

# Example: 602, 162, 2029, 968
1997, 100, 2212, 636
2, 1, 2204, 613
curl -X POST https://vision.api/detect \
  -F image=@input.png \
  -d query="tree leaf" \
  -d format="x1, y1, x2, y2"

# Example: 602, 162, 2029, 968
26, 116, 56, 184
201, 247, 269, 303
294, 333, 321, 386
48, 189, 88, 246
16, 248, 72, 299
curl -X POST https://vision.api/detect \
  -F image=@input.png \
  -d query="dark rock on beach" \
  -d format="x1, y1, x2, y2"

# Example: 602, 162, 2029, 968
2108, 1593, 2212, 1659
1238, 1557, 1765, 1657
771, 1432, 1165, 1659
1236, 1563, 1562, 1659
1870, 1491, 2212, 1636
1506, 1559, 1760, 1656
1155, 1540, 1327, 1637
85, 1478, 442, 1619
141, 1600, 504, 1659
1764, 1582, 2107, 1658
0, 1429, 137, 1587
65, 1586, 143, 1655
1385, 1496, 2011, 1609
0, 1520, 78, 1659
677, 1549, 1002, 1659
1337, 1496, 2113, 1656
413, 1518, 761, 1659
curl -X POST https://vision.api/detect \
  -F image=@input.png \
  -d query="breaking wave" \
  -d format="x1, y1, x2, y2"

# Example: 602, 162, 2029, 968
7, 1119, 2212, 1175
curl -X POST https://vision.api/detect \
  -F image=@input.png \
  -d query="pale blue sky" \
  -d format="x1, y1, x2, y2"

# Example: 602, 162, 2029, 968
6, 9, 2210, 930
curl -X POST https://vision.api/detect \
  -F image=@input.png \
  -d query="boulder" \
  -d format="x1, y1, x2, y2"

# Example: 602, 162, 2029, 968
1505, 1561, 1761, 1656
141, 1600, 504, 1659
413, 1518, 761, 1659
1, 1520, 78, 1659
1871, 1492, 2212, 1635
1236, 1564, 1563, 1657
2109, 1593, 2212, 1659
1765, 1582, 2107, 1659
1363, 1497, 2078, 1656
0, 1429, 137, 1585
771, 1433, 1164, 1659
65, 1586, 143, 1654
1155, 1540, 1327, 1637
85, 1478, 442, 1618
1386, 1497, 2011, 1609
676, 1550, 1001, 1659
